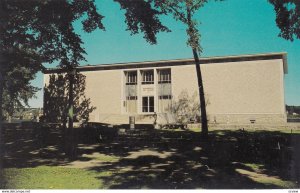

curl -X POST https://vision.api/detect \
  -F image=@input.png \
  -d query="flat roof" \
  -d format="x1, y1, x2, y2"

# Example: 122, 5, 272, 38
43, 52, 288, 74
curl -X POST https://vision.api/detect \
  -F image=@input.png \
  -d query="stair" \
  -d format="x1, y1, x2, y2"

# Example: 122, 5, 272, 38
98, 114, 129, 124
97, 114, 156, 125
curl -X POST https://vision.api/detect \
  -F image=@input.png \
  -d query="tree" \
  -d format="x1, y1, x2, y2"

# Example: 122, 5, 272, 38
43, 72, 96, 159
0, 0, 104, 125
154, 0, 213, 137
43, 73, 96, 125
269, 0, 300, 41
0, 0, 106, 161
169, 90, 210, 125
114, 0, 170, 44
0, 0, 169, 161
2, 61, 40, 120
0, 0, 169, 127
170, 90, 200, 124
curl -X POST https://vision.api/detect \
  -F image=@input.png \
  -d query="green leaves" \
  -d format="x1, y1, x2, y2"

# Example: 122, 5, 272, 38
1, 46, 42, 116
43, 73, 96, 123
0, 0, 106, 117
269, 0, 300, 41
114, 0, 170, 44
0, 0, 172, 117
153, 0, 208, 53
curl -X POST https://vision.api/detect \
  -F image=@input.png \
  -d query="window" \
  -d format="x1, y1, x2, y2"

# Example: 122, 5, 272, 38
125, 71, 137, 97
158, 69, 172, 112
142, 96, 154, 112
126, 71, 137, 85
126, 96, 137, 100
158, 69, 171, 84
125, 71, 137, 113
141, 70, 154, 84
159, 95, 172, 100
158, 95, 172, 112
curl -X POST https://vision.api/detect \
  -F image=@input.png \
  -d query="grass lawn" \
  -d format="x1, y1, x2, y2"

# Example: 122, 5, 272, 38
235, 167, 296, 188
188, 126, 300, 134
1, 123, 300, 189
2, 166, 112, 189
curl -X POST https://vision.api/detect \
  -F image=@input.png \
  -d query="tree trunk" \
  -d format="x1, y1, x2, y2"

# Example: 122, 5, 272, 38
0, 69, 3, 184
68, 72, 74, 130
66, 72, 77, 159
0, 2, 7, 182
192, 49, 208, 137
185, 4, 208, 137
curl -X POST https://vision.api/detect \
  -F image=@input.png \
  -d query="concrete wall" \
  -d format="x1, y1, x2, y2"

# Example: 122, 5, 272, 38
82, 70, 123, 122
44, 56, 286, 124
172, 59, 286, 124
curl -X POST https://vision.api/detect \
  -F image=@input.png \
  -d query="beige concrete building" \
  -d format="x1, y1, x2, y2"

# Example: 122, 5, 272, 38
44, 52, 288, 125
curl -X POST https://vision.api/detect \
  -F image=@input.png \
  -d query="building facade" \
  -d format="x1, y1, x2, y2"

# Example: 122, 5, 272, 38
44, 52, 288, 125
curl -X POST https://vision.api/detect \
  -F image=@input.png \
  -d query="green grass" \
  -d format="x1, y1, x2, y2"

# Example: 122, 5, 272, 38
2, 124, 299, 189
235, 168, 297, 188
244, 163, 264, 172
240, 163, 297, 188
2, 166, 112, 189
186, 126, 300, 134
81, 153, 119, 162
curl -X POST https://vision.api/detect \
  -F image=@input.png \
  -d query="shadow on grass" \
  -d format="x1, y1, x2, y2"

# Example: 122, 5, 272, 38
1, 122, 67, 168
1, 122, 300, 189
85, 129, 300, 189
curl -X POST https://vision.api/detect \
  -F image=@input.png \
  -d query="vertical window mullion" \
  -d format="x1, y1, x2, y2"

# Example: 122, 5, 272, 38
148, 96, 150, 112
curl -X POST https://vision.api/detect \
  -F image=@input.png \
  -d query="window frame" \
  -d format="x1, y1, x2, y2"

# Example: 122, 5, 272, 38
158, 68, 171, 84
125, 71, 137, 85
142, 96, 155, 113
141, 70, 154, 85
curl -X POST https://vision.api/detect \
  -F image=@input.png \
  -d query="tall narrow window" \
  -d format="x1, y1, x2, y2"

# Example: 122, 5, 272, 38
141, 70, 154, 84
125, 71, 137, 113
158, 68, 171, 83
126, 71, 137, 85
158, 69, 172, 112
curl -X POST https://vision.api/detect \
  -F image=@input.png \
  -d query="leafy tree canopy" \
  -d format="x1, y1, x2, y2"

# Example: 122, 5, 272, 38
0, 0, 169, 116
150, 0, 222, 136
43, 73, 95, 124
269, 0, 300, 41
153, 0, 206, 52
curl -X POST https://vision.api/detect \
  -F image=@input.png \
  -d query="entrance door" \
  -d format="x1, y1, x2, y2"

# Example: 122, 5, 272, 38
142, 96, 154, 112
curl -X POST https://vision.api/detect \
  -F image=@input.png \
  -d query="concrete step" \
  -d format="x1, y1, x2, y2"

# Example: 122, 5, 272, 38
98, 114, 156, 124
98, 114, 129, 124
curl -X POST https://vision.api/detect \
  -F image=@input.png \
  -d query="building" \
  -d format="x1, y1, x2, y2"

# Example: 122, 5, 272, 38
44, 52, 288, 125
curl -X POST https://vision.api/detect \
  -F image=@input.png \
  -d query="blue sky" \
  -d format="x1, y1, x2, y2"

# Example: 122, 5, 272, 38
29, 0, 300, 107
